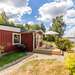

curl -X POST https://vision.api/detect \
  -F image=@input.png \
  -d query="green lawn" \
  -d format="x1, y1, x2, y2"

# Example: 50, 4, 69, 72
0, 51, 26, 67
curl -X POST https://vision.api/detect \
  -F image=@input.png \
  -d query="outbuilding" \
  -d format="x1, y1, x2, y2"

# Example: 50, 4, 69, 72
21, 30, 44, 52
0, 26, 44, 53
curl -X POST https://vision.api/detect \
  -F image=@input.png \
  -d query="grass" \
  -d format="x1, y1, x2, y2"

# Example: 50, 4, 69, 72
10, 59, 69, 75
0, 51, 26, 67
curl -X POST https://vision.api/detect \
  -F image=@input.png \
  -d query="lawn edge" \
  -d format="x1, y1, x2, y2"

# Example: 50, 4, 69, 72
0, 52, 33, 71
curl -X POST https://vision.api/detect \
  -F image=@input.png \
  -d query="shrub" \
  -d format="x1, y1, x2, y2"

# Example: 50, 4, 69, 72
65, 53, 75, 75
55, 38, 72, 51
43, 35, 56, 42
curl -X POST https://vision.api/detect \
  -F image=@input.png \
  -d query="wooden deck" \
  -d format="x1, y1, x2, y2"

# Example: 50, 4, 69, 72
33, 48, 62, 55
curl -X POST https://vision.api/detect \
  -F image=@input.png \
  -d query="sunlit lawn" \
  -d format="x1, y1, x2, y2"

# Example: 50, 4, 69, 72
0, 51, 26, 68
11, 59, 69, 75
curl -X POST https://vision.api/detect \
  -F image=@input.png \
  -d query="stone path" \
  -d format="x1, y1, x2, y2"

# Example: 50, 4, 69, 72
0, 53, 64, 75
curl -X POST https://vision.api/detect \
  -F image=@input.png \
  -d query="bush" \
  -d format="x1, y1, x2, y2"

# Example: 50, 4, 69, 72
43, 35, 56, 42
65, 53, 75, 75
55, 38, 72, 51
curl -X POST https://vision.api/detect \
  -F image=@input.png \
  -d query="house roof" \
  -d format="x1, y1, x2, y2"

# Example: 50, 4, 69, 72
0, 25, 44, 34
21, 30, 44, 34
0, 25, 21, 32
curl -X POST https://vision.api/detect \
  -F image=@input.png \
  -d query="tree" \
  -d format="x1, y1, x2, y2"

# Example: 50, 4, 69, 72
25, 24, 31, 30
24, 23, 45, 31
1, 11, 8, 25
16, 24, 25, 31
31, 24, 41, 30
0, 11, 8, 25
0, 15, 5, 25
0, 10, 15, 27
40, 23, 46, 32
8, 21, 15, 27
51, 16, 66, 37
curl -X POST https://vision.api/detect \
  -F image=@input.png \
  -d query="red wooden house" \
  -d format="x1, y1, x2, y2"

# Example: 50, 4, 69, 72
0, 26, 44, 53
0, 25, 21, 52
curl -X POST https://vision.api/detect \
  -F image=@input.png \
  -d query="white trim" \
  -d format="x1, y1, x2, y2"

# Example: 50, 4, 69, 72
12, 33, 21, 45
33, 33, 35, 50
0, 25, 21, 32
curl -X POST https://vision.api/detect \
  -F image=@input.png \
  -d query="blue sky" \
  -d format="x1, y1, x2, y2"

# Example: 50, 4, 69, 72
0, 0, 75, 35
22, 0, 53, 22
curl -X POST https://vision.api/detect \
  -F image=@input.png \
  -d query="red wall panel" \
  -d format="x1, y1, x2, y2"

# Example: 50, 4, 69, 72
0, 30, 18, 52
21, 33, 33, 52
0, 30, 33, 52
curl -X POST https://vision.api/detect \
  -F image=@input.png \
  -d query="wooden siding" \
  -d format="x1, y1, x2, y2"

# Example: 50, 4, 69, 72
21, 33, 33, 52
0, 30, 18, 52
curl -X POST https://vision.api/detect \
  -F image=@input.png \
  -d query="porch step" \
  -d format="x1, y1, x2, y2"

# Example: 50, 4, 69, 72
33, 49, 62, 55
33, 49, 51, 54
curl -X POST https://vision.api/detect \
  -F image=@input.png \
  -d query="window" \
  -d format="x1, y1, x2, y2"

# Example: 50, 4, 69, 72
12, 33, 21, 45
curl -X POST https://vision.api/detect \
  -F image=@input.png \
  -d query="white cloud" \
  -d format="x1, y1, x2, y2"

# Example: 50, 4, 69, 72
65, 9, 75, 18
63, 26, 75, 37
38, 0, 73, 21
63, 9, 75, 25
37, 0, 75, 37
8, 18, 15, 22
0, 0, 29, 7
27, 21, 34, 25
0, 0, 32, 23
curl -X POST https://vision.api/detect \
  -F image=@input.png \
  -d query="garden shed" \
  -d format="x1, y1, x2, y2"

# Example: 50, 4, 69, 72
0, 26, 44, 53
21, 30, 44, 52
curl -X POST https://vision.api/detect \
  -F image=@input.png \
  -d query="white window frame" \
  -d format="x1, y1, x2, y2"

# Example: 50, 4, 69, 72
12, 33, 21, 45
